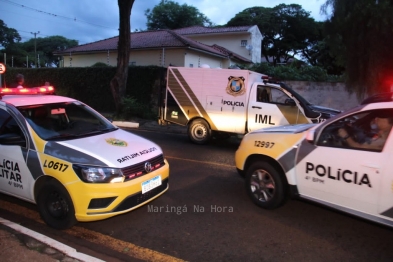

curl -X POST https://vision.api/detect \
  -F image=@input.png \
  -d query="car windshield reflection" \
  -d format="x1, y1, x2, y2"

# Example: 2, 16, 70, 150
18, 102, 118, 140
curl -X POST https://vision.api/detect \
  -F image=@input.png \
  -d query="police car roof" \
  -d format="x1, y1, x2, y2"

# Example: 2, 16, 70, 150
359, 100, 393, 112
1, 95, 77, 107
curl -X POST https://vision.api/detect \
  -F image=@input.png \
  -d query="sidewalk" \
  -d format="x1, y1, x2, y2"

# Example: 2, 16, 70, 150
0, 218, 103, 262
113, 118, 188, 134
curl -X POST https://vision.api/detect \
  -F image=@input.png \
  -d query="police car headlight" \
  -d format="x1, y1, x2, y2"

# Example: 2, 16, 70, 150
73, 165, 125, 183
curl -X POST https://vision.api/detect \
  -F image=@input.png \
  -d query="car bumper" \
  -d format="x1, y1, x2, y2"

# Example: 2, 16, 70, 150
66, 162, 170, 222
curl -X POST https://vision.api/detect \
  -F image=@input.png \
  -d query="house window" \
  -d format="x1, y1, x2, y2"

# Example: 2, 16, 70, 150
241, 40, 247, 47
189, 64, 194, 68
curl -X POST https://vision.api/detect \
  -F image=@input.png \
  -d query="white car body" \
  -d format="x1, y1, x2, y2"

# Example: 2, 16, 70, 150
235, 100, 393, 227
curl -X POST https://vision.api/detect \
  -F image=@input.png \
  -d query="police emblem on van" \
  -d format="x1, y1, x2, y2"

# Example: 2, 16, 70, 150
226, 76, 246, 96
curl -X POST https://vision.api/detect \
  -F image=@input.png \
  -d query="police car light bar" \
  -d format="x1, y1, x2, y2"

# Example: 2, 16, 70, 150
0, 86, 55, 98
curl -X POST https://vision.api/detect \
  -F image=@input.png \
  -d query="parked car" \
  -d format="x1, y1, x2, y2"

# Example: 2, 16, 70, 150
235, 95, 393, 227
0, 86, 169, 229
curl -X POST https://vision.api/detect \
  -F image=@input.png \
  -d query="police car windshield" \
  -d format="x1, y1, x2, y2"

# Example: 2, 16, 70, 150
18, 102, 117, 140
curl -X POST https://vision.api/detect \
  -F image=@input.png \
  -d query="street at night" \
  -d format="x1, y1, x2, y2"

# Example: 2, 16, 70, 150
1, 128, 393, 261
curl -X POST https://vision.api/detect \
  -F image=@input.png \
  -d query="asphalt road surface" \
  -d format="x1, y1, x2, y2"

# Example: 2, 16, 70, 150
1, 129, 393, 262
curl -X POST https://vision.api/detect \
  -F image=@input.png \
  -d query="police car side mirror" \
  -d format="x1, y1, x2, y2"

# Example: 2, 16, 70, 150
0, 133, 26, 147
285, 98, 296, 106
305, 129, 315, 143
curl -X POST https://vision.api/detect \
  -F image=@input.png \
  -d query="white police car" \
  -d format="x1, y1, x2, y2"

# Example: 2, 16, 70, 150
0, 86, 169, 229
235, 93, 393, 227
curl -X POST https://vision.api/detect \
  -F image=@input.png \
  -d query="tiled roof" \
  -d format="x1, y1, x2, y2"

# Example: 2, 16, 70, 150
174, 25, 254, 35
54, 28, 252, 63
173, 25, 253, 35
211, 44, 251, 62
56, 36, 119, 53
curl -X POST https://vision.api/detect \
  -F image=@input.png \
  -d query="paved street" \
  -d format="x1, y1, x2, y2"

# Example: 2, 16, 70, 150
1, 127, 393, 261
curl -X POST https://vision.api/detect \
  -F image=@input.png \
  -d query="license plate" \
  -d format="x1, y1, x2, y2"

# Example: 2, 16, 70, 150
141, 175, 162, 194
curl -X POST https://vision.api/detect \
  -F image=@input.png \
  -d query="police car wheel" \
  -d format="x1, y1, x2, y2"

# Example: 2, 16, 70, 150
188, 119, 211, 144
245, 162, 286, 209
37, 180, 76, 229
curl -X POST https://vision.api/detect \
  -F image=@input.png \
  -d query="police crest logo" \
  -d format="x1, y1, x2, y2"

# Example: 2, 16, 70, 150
226, 76, 246, 96
105, 138, 128, 147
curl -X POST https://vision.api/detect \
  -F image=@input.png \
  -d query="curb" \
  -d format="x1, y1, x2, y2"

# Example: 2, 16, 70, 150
115, 120, 188, 134
0, 217, 104, 262
112, 121, 139, 128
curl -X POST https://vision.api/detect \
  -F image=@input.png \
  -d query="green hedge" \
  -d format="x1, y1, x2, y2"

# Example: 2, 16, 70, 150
4, 66, 164, 113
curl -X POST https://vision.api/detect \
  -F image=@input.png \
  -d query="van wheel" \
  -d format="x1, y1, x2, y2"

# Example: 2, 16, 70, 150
245, 162, 286, 209
37, 180, 76, 229
188, 119, 211, 144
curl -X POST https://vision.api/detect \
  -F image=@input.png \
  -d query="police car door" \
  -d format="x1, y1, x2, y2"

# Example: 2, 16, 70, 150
247, 85, 309, 132
0, 106, 35, 201
376, 129, 393, 222
295, 110, 387, 216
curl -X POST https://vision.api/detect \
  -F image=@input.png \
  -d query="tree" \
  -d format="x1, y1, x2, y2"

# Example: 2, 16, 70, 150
2, 35, 77, 67
2, 43, 30, 67
36, 36, 78, 67
110, 0, 135, 114
145, 0, 213, 30
298, 21, 324, 66
0, 19, 21, 49
299, 22, 344, 75
322, 0, 393, 98
226, 5, 319, 65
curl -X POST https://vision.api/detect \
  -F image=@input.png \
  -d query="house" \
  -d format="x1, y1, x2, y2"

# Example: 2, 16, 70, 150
54, 25, 262, 68
174, 25, 261, 64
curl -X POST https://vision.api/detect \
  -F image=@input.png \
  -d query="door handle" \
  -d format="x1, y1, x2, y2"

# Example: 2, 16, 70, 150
252, 106, 262, 109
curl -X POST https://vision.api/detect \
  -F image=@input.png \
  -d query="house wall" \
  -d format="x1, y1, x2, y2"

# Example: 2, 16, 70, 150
129, 50, 165, 66
186, 26, 262, 64
62, 52, 117, 67
159, 49, 186, 67
62, 50, 170, 67
188, 33, 252, 62
184, 50, 226, 68
60, 49, 228, 68
248, 26, 263, 64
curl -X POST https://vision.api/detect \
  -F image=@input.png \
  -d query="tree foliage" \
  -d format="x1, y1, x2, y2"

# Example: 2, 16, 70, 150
226, 4, 318, 65
0, 19, 21, 48
145, 0, 213, 30
249, 62, 342, 82
2, 36, 77, 68
322, 0, 393, 98
36, 36, 78, 67
299, 22, 344, 75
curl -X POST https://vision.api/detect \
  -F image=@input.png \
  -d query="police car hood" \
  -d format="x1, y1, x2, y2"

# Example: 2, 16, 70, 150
250, 123, 316, 134
44, 129, 163, 168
